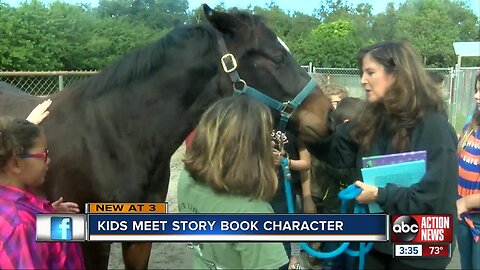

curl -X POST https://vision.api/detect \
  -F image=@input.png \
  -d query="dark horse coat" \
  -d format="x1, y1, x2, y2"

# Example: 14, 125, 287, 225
0, 5, 333, 269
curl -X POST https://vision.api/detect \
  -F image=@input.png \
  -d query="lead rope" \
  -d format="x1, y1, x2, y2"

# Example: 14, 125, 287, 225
280, 156, 372, 270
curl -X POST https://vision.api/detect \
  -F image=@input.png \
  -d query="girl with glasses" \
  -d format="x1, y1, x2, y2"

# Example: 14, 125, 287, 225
0, 117, 85, 269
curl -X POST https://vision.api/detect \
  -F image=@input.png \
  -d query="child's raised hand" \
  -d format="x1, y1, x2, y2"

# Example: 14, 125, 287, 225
26, 99, 52, 125
52, 197, 80, 214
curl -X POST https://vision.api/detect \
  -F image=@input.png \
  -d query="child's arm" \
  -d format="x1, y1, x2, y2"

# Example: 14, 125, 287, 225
51, 197, 80, 214
288, 143, 311, 171
289, 243, 301, 268
301, 170, 316, 214
457, 193, 480, 220
290, 143, 315, 213
463, 193, 480, 209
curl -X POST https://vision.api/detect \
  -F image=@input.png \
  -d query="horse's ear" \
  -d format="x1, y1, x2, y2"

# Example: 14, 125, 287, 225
203, 4, 238, 34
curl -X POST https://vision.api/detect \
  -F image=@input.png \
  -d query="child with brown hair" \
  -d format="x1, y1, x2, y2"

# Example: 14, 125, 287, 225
0, 117, 84, 269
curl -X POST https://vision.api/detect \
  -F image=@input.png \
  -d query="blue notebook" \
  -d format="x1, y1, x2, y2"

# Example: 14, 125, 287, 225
362, 150, 426, 168
361, 159, 426, 213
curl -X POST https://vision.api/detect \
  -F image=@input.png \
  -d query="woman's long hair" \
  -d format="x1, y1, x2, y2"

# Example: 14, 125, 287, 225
183, 96, 277, 200
352, 41, 446, 152
458, 73, 480, 152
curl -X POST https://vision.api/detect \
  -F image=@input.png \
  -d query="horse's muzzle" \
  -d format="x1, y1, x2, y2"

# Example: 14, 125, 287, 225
327, 108, 337, 134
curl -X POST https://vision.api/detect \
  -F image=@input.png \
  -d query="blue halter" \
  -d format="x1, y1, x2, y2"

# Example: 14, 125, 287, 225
281, 157, 373, 270
216, 32, 317, 131
216, 32, 374, 268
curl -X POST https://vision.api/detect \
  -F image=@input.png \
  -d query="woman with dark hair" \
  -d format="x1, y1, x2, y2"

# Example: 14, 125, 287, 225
328, 41, 457, 269
456, 72, 480, 270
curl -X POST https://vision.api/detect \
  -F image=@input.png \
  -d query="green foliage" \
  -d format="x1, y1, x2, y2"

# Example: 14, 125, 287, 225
395, 0, 461, 66
371, 2, 397, 42
0, 0, 477, 71
0, 0, 174, 70
0, 0, 63, 70
295, 20, 362, 67
96, 0, 188, 29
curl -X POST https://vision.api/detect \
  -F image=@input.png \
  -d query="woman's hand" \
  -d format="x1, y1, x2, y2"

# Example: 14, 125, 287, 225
52, 197, 80, 214
456, 194, 480, 220
26, 99, 52, 125
456, 197, 468, 220
354, 181, 378, 204
273, 149, 282, 166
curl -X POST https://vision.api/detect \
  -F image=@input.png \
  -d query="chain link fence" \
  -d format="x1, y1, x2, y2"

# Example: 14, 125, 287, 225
1, 68, 478, 132
304, 65, 479, 132
450, 68, 479, 131
0, 71, 97, 96
306, 66, 453, 99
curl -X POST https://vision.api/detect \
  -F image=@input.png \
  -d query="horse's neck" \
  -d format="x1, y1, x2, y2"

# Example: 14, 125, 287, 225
53, 60, 223, 159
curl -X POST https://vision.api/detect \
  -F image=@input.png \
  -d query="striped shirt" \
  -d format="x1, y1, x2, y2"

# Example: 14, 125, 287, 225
0, 184, 85, 269
458, 127, 480, 212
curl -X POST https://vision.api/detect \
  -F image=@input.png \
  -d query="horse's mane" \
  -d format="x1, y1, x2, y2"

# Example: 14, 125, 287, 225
76, 11, 263, 99
79, 24, 216, 97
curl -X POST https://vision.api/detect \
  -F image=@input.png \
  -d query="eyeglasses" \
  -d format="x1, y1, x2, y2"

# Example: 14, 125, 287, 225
18, 149, 49, 162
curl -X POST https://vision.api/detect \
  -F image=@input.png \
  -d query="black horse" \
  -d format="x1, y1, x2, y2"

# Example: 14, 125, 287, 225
0, 5, 333, 269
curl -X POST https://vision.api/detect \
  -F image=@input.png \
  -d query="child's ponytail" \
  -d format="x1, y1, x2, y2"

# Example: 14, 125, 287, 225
0, 118, 21, 168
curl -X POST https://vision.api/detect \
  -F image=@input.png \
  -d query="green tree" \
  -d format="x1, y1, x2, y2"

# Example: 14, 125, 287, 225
296, 20, 362, 67
187, 2, 226, 24
394, 0, 466, 67
83, 17, 167, 69
316, 0, 353, 22
372, 2, 398, 42
47, 2, 99, 70
315, 0, 373, 45
247, 4, 320, 60
1, 0, 477, 71
96, 0, 189, 29
0, 0, 63, 70
0, 2, 17, 69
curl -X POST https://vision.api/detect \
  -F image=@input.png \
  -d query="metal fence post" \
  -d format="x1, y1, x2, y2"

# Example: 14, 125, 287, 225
59, 75, 64, 91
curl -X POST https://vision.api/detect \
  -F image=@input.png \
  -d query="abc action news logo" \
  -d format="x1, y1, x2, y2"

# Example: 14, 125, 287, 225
391, 215, 453, 243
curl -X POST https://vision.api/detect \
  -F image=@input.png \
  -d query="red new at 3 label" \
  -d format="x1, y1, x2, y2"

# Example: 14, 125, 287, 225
391, 215, 453, 243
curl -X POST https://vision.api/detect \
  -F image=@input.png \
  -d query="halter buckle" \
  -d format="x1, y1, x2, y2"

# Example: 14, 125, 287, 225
281, 101, 295, 116
221, 54, 237, 73
233, 79, 247, 94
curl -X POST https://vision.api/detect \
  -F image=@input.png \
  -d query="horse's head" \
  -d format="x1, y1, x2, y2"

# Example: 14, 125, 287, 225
203, 5, 333, 143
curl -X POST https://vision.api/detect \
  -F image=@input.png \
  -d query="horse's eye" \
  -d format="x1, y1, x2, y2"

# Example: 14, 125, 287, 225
271, 54, 284, 64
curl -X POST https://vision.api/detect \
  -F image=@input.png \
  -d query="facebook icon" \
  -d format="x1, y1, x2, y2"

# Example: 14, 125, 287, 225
51, 217, 73, 240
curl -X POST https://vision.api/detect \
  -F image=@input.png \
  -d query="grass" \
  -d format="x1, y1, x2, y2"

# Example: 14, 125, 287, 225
453, 114, 467, 133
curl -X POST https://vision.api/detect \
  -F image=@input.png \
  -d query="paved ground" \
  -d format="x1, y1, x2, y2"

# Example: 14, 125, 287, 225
299, 243, 461, 269
447, 245, 461, 269
107, 144, 462, 269
108, 145, 191, 269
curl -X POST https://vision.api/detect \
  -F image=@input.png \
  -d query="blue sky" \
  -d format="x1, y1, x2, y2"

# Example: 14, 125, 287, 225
191, 0, 480, 16
3, 0, 480, 16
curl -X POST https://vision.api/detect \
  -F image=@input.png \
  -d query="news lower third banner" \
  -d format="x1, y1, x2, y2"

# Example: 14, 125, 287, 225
37, 213, 388, 242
